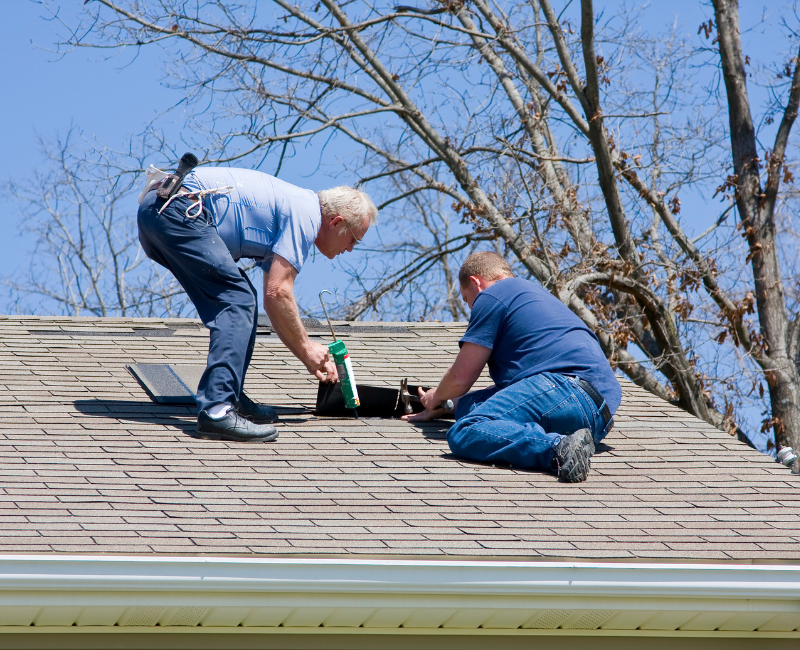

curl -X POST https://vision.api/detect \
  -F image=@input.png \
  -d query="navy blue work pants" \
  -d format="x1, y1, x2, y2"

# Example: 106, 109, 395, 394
137, 191, 258, 414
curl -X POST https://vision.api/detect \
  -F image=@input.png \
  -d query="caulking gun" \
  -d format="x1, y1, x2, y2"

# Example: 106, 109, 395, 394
319, 290, 360, 416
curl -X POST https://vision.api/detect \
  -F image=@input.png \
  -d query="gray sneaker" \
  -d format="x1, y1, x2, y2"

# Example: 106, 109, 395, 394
553, 428, 595, 482
195, 409, 279, 442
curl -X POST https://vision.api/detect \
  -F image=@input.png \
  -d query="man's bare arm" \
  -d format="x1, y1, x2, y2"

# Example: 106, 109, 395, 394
404, 343, 491, 422
426, 343, 492, 403
263, 255, 338, 381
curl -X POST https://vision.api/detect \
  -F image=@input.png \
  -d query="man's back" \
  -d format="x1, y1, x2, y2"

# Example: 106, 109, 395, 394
461, 277, 621, 413
183, 167, 321, 272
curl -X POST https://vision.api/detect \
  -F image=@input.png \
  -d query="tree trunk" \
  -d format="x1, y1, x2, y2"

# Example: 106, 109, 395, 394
712, 0, 800, 450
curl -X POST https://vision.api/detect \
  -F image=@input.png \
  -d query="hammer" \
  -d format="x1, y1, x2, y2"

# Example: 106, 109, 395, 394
400, 378, 454, 415
157, 152, 199, 200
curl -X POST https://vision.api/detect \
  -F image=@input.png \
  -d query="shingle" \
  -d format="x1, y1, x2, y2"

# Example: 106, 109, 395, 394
0, 315, 797, 559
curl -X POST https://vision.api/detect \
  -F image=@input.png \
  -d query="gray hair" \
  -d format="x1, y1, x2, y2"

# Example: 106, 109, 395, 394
318, 186, 378, 233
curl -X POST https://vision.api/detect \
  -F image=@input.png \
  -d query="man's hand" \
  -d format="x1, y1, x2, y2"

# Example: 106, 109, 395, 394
401, 387, 455, 422
307, 341, 339, 382
419, 386, 441, 411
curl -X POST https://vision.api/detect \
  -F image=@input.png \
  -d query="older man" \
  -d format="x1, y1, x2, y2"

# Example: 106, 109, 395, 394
406, 251, 620, 482
138, 167, 377, 442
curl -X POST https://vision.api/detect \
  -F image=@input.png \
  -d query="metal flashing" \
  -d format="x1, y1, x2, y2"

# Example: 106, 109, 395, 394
126, 364, 204, 405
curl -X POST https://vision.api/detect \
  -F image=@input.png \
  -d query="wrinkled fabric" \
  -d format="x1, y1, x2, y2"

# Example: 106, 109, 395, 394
448, 372, 612, 470
460, 277, 621, 414
182, 167, 321, 273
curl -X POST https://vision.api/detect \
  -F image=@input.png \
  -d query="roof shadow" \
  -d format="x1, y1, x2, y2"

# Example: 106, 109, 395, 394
439, 453, 540, 473
438, 440, 615, 474
73, 399, 196, 429
74, 400, 314, 428
413, 420, 451, 440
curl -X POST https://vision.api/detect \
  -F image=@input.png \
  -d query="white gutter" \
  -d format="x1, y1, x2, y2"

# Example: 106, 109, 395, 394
0, 555, 798, 599
0, 555, 798, 633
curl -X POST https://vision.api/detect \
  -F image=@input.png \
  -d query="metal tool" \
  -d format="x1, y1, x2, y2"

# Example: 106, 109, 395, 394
319, 290, 360, 413
399, 378, 454, 415
157, 152, 199, 200
318, 289, 337, 340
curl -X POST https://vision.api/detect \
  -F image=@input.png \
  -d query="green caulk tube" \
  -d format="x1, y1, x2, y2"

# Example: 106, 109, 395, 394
328, 339, 360, 410
319, 290, 360, 416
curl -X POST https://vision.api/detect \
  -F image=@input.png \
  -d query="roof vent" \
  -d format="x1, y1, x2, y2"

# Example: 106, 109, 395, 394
127, 364, 203, 404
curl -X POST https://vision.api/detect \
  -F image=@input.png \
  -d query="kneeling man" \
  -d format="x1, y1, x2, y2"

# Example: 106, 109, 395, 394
406, 252, 620, 482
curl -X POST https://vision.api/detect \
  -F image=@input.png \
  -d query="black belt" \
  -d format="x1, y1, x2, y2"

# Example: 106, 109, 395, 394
576, 377, 612, 423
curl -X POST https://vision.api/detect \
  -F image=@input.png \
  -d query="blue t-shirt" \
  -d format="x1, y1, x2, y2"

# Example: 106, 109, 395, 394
461, 277, 621, 414
182, 167, 322, 273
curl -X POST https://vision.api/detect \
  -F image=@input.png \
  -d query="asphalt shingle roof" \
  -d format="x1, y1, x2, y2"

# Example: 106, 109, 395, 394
1, 315, 798, 560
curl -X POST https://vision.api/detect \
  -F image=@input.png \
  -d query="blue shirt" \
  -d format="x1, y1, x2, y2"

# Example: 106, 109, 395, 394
461, 277, 621, 414
182, 168, 322, 273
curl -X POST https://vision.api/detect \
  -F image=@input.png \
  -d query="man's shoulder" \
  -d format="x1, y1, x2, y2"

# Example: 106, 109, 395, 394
480, 276, 573, 322
470, 277, 533, 317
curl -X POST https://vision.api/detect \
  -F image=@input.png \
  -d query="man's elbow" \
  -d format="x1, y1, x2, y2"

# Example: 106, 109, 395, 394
264, 283, 293, 304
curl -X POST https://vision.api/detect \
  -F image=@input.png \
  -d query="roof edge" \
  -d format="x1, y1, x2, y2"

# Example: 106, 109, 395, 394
2, 555, 799, 634
2, 554, 799, 600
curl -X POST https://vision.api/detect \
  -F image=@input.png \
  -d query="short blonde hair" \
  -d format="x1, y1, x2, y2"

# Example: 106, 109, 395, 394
318, 186, 378, 233
459, 251, 514, 286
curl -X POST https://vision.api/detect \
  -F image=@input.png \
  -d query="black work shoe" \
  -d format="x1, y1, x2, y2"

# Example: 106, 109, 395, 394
195, 409, 279, 442
236, 392, 279, 423
553, 428, 595, 483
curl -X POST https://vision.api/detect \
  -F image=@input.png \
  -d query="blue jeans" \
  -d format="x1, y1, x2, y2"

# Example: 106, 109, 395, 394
137, 191, 259, 414
447, 372, 613, 470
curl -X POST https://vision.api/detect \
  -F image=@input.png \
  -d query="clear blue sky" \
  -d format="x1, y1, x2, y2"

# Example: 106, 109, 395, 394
0, 3, 172, 297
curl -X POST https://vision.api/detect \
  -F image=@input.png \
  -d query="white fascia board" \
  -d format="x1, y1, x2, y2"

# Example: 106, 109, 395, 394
0, 555, 798, 604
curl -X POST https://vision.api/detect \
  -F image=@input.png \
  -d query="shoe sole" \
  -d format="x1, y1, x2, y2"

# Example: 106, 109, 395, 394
558, 429, 594, 483
192, 430, 279, 443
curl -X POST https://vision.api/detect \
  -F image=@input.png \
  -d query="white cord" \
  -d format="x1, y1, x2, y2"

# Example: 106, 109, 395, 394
157, 185, 234, 218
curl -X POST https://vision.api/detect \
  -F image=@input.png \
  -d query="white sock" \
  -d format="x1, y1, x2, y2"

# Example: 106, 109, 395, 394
207, 403, 232, 419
